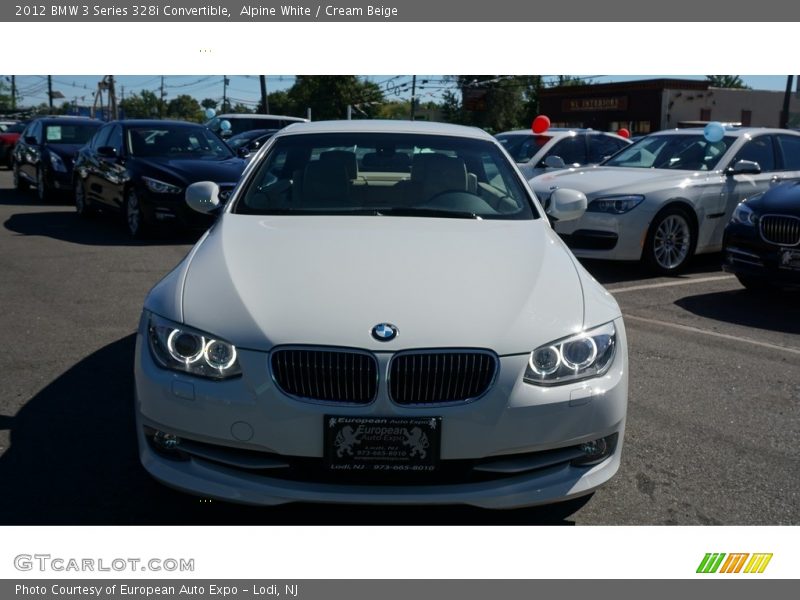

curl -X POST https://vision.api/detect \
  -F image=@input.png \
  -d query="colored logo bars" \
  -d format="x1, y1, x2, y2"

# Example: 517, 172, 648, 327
696, 553, 773, 574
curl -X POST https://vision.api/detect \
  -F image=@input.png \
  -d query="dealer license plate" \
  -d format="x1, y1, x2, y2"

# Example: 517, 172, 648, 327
779, 249, 800, 270
324, 416, 441, 472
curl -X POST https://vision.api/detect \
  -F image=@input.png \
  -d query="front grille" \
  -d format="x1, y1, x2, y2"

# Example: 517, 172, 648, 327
270, 348, 378, 404
389, 351, 497, 405
760, 214, 800, 246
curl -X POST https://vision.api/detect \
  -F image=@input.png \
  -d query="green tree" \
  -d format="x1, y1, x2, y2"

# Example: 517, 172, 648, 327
706, 75, 749, 89
120, 90, 165, 119
256, 90, 294, 115
457, 75, 524, 133
167, 94, 203, 122
0, 80, 16, 112
230, 103, 253, 114
440, 89, 464, 125
287, 76, 383, 120
200, 98, 218, 110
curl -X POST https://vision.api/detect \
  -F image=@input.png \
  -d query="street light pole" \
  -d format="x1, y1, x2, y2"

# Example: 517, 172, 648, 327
781, 75, 794, 129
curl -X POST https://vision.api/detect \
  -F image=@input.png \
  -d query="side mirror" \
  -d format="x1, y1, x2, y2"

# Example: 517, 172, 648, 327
186, 181, 221, 214
24, 136, 37, 145
546, 188, 587, 222
726, 159, 761, 176
237, 146, 250, 158
97, 146, 118, 159
543, 155, 567, 170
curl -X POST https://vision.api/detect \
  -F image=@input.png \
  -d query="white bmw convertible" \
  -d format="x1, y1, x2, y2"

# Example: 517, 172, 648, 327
134, 120, 628, 510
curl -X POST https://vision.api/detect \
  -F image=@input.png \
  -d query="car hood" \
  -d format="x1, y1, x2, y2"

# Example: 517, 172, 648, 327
746, 181, 800, 214
163, 215, 593, 354
136, 157, 245, 185
47, 143, 83, 158
530, 166, 712, 198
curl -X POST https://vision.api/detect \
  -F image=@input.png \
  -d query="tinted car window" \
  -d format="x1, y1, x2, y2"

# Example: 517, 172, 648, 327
776, 134, 800, 170
496, 134, 551, 162
605, 134, 735, 170
588, 134, 628, 163
127, 125, 233, 159
44, 123, 99, 144
238, 132, 536, 220
92, 124, 114, 150
545, 136, 587, 166
733, 136, 775, 172
107, 125, 124, 153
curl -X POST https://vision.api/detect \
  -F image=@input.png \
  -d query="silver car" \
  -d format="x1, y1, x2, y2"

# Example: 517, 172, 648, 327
496, 129, 630, 180
529, 127, 800, 273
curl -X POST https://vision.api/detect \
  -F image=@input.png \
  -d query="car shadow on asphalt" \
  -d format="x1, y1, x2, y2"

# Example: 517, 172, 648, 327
3, 209, 201, 247
580, 254, 724, 285
0, 335, 581, 526
675, 288, 800, 335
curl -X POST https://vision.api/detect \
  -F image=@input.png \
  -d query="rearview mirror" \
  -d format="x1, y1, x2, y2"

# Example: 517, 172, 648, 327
186, 181, 221, 214
543, 155, 567, 170
546, 188, 587, 222
726, 159, 761, 176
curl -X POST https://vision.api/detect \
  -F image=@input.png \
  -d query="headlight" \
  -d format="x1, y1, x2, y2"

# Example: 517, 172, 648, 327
147, 313, 241, 380
49, 152, 67, 173
143, 176, 183, 194
587, 195, 644, 214
731, 202, 756, 226
524, 322, 616, 386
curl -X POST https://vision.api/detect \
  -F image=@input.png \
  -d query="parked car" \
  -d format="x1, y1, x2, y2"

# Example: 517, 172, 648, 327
73, 119, 246, 237
205, 114, 307, 139
529, 127, 800, 273
0, 122, 26, 168
224, 128, 278, 157
496, 129, 631, 179
134, 120, 628, 509
12, 117, 102, 200
723, 181, 800, 290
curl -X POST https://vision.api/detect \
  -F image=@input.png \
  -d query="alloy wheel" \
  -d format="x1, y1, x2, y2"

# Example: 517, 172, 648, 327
652, 213, 691, 271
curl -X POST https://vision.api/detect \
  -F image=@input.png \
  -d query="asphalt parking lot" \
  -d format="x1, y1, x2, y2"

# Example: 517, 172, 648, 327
0, 168, 798, 525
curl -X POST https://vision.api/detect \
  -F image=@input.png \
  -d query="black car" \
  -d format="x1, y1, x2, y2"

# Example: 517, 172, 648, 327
723, 181, 800, 290
224, 128, 278, 157
73, 119, 246, 237
12, 117, 102, 201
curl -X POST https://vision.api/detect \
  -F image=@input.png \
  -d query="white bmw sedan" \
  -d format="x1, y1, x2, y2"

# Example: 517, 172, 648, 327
134, 120, 628, 510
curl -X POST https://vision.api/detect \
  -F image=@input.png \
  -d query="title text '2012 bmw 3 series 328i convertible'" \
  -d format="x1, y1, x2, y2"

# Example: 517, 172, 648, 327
134, 120, 628, 510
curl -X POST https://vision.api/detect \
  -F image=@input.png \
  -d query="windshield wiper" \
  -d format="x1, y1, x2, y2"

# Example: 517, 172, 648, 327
373, 207, 481, 219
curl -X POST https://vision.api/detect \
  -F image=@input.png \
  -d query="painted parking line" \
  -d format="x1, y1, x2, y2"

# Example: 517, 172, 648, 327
609, 275, 736, 294
624, 314, 800, 356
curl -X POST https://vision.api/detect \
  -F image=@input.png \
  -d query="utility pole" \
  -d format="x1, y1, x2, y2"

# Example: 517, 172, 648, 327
260, 75, 269, 114
11, 75, 16, 110
781, 75, 794, 129
410, 75, 416, 121
160, 76, 166, 118
48, 75, 53, 111
222, 76, 229, 112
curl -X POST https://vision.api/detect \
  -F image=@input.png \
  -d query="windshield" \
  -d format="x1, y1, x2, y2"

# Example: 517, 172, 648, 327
496, 133, 552, 162
236, 132, 537, 220
126, 125, 233, 159
603, 133, 736, 171
44, 123, 100, 145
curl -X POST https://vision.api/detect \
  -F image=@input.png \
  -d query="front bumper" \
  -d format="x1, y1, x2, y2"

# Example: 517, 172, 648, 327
134, 318, 628, 509
723, 224, 800, 287
554, 209, 654, 261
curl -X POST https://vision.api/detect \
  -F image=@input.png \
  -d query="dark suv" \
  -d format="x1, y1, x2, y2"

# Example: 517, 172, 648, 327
12, 117, 102, 201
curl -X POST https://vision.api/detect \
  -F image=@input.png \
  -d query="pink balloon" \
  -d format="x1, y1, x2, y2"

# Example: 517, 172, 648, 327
617, 128, 631, 139
532, 115, 551, 134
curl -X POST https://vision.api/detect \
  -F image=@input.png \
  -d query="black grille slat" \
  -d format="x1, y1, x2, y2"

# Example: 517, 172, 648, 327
761, 214, 800, 246
389, 351, 496, 405
271, 349, 377, 404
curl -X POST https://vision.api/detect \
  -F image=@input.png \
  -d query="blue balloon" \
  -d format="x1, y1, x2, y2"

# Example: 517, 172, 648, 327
204, 107, 216, 119
220, 119, 232, 131
703, 121, 725, 143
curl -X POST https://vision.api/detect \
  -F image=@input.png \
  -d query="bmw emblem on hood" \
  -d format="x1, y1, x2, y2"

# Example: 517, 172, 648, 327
371, 323, 398, 342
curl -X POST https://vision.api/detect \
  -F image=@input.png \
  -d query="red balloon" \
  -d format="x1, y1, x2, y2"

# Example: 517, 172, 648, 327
532, 115, 551, 134
617, 128, 631, 139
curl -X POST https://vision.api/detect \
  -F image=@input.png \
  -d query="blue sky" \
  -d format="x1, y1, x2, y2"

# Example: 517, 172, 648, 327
4, 75, 793, 110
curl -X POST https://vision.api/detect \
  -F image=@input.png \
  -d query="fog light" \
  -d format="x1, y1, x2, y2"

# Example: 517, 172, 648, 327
153, 430, 181, 450
572, 433, 618, 466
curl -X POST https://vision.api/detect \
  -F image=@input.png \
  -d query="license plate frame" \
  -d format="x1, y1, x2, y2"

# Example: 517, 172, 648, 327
779, 248, 800, 270
324, 415, 441, 473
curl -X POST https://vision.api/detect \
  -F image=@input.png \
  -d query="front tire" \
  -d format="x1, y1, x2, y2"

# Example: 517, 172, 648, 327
74, 178, 93, 218
36, 167, 51, 202
13, 162, 29, 191
643, 206, 696, 275
124, 188, 150, 238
